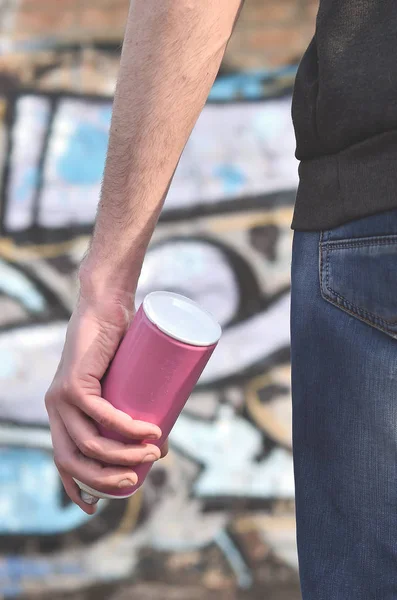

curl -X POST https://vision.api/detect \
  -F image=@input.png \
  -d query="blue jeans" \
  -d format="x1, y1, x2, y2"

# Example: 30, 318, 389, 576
291, 209, 397, 599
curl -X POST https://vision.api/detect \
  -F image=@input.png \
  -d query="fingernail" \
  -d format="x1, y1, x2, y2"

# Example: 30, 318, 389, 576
142, 453, 159, 464
147, 432, 161, 440
118, 477, 137, 488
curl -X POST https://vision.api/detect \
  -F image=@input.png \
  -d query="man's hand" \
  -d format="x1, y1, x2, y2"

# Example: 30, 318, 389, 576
45, 291, 166, 514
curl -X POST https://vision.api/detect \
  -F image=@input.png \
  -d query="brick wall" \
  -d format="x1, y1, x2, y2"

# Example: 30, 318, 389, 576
3, 0, 318, 70
226, 0, 317, 69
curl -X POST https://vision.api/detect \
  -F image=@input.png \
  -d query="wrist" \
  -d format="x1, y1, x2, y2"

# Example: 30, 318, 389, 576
80, 217, 152, 295
78, 255, 138, 312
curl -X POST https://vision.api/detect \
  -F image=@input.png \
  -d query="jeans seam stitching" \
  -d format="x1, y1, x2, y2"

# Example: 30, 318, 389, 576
327, 286, 397, 326
322, 236, 397, 250
319, 231, 324, 291
321, 245, 397, 328
321, 294, 397, 337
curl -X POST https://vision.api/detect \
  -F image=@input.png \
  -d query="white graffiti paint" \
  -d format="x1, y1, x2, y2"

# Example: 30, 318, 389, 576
136, 240, 239, 326
140, 453, 228, 551
200, 293, 290, 383
171, 405, 294, 499
4, 94, 298, 232
169, 98, 298, 209
0, 322, 66, 424
5, 95, 51, 231
39, 98, 111, 228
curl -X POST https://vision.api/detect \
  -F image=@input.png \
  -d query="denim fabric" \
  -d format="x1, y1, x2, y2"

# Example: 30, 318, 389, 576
291, 208, 397, 599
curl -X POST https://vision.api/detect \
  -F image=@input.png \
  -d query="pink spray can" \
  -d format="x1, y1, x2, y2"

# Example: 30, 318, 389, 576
74, 291, 221, 503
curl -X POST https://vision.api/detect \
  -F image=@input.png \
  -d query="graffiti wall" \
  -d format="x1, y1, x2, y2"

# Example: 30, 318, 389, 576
0, 1, 316, 598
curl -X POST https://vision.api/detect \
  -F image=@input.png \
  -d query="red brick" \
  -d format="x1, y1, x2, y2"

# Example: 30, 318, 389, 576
240, 0, 300, 24
14, 0, 130, 42
225, 22, 314, 69
19, 0, 79, 8
15, 9, 77, 37
11, 0, 317, 72
80, 7, 129, 35
250, 25, 311, 52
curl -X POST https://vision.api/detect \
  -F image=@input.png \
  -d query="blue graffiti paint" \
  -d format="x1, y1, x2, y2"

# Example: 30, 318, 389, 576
57, 122, 108, 185
215, 530, 253, 589
0, 261, 46, 314
0, 557, 82, 598
14, 167, 39, 204
0, 352, 17, 379
1, 583, 21, 598
98, 106, 112, 126
209, 66, 298, 101
0, 448, 100, 534
2, 557, 50, 580
214, 165, 246, 194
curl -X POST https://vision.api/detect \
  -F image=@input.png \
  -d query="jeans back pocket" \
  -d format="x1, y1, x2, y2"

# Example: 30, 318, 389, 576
320, 233, 397, 338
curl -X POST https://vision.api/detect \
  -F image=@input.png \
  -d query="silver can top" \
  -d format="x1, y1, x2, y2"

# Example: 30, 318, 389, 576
143, 291, 222, 347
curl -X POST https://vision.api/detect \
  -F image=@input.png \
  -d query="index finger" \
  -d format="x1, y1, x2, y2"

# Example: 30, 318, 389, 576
70, 394, 162, 441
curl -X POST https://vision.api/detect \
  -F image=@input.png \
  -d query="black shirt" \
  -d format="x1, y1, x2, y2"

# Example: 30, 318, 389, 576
292, 0, 397, 231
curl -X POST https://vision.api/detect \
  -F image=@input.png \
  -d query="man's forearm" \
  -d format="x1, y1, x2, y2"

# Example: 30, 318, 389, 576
81, 0, 243, 300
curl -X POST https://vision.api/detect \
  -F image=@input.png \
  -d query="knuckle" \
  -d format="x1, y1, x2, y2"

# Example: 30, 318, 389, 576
54, 454, 73, 473
124, 449, 143, 465
95, 412, 113, 430
44, 390, 53, 411
59, 378, 82, 404
91, 475, 108, 491
149, 446, 162, 460
79, 437, 101, 458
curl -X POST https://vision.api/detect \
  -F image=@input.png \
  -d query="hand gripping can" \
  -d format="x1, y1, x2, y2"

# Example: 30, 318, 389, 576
74, 291, 221, 503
